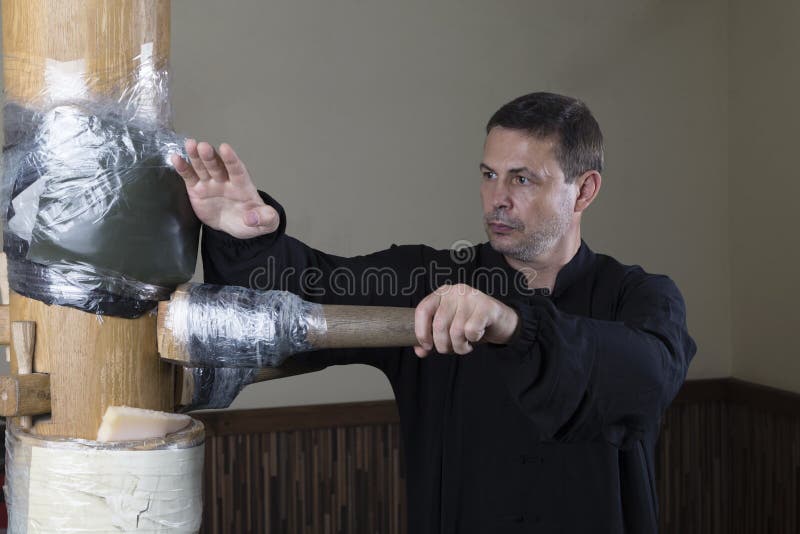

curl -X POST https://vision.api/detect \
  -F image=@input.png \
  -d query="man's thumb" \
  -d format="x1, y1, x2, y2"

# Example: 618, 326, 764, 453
244, 206, 279, 232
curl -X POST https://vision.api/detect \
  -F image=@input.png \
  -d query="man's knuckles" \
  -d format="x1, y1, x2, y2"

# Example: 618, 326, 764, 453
464, 326, 485, 342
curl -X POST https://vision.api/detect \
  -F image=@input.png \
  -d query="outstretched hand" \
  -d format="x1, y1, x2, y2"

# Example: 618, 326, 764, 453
171, 139, 280, 240
414, 284, 520, 357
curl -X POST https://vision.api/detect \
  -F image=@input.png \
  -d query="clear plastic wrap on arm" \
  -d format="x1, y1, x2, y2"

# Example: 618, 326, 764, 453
2, 49, 200, 317
164, 283, 328, 368
4, 422, 204, 532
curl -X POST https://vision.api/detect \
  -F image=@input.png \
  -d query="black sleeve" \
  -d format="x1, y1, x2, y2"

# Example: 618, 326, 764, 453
200, 191, 433, 371
492, 273, 696, 449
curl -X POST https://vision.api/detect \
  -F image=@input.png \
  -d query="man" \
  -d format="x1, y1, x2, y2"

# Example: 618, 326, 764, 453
173, 92, 696, 533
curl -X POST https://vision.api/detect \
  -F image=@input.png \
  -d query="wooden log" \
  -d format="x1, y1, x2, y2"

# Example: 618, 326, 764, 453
3, 0, 177, 440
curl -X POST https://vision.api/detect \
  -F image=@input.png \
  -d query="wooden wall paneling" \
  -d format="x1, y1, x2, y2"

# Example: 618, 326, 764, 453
195, 379, 800, 534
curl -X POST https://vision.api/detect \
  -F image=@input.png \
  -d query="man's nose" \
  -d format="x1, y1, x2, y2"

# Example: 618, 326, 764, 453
490, 181, 512, 210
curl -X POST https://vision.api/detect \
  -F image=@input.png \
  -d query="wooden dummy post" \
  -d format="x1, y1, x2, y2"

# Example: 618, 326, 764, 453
0, 2, 420, 528
0, 1, 204, 531
2, 0, 176, 439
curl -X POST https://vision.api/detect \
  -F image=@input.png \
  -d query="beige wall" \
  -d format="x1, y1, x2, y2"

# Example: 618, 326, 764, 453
168, 0, 732, 408
0, 0, 737, 404
729, 0, 800, 393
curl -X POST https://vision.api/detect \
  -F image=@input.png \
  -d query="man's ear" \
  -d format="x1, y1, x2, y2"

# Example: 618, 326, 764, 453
574, 171, 601, 213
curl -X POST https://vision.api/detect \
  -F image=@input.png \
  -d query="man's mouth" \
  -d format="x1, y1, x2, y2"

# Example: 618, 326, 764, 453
488, 222, 516, 234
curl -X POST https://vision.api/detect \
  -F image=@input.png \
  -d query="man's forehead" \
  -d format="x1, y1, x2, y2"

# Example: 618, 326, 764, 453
482, 130, 559, 177
485, 127, 556, 153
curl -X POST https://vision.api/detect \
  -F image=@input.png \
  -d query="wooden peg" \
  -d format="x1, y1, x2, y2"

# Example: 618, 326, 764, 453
0, 373, 51, 417
0, 252, 8, 305
12, 320, 37, 429
0, 252, 8, 363
0, 305, 9, 348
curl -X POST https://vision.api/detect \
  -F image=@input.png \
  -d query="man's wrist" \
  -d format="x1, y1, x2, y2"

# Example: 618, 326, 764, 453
495, 303, 521, 345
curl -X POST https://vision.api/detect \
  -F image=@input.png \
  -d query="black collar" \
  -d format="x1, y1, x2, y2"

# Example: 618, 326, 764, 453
479, 239, 596, 299
551, 239, 595, 298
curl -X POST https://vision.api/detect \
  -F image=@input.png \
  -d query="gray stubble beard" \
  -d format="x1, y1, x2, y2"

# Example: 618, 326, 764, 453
485, 195, 573, 263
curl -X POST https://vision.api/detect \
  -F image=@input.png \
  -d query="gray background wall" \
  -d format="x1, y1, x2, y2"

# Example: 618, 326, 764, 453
4, 0, 795, 407
729, 0, 800, 394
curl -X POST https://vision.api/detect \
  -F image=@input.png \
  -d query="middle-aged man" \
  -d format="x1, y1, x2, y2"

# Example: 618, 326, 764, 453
173, 92, 696, 533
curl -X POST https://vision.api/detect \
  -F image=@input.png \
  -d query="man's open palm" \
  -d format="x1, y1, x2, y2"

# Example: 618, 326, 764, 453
171, 139, 279, 240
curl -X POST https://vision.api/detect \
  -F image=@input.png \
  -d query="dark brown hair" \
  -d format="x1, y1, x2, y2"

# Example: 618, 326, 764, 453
486, 92, 604, 183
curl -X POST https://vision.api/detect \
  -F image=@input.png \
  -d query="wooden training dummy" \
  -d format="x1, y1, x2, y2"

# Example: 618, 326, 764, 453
0, 1, 204, 531
2, 0, 176, 439
0, 3, 424, 529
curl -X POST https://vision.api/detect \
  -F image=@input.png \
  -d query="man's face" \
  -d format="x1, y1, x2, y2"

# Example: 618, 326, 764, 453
480, 127, 577, 262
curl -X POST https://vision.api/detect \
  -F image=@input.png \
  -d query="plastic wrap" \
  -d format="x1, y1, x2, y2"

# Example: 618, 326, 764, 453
4, 421, 204, 533
2, 49, 199, 317
164, 283, 327, 368
182, 367, 258, 411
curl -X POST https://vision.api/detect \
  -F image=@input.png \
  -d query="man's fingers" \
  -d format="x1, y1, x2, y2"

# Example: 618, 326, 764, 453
171, 154, 199, 187
414, 293, 440, 354
244, 205, 279, 232
186, 138, 212, 181
219, 143, 251, 186
432, 297, 457, 354
197, 142, 228, 182
450, 304, 475, 355
464, 313, 489, 344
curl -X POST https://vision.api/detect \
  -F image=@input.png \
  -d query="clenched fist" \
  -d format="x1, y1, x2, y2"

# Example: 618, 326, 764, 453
414, 284, 520, 357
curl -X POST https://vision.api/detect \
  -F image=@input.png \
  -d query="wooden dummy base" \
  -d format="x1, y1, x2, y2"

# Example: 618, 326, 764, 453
9, 291, 176, 440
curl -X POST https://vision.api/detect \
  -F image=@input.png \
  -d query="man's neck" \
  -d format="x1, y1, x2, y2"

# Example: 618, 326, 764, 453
504, 231, 582, 291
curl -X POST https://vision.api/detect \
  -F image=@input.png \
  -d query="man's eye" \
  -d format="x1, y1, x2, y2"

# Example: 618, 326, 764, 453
516, 176, 529, 184
482, 171, 497, 180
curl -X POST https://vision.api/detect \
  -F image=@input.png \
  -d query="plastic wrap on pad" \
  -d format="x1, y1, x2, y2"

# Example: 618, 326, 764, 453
165, 283, 327, 368
5, 247, 160, 317
2, 100, 199, 316
4, 422, 204, 533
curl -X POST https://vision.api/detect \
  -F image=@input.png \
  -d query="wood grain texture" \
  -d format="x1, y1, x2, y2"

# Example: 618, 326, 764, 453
198, 421, 406, 534
9, 292, 175, 439
2, 0, 170, 105
196, 379, 800, 534
0, 253, 9, 305
2, 0, 177, 440
0, 306, 9, 346
1, 254, 8, 364
656, 378, 800, 534
312, 305, 417, 351
0, 373, 51, 417
158, 294, 191, 365
12, 320, 36, 429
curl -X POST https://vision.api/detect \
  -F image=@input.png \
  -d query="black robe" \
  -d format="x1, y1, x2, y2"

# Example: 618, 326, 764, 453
201, 192, 697, 534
